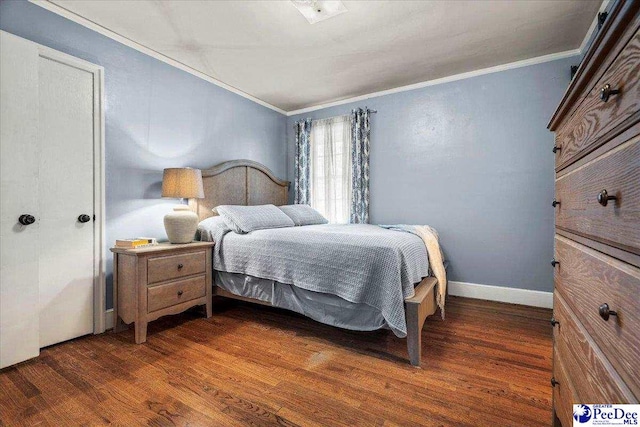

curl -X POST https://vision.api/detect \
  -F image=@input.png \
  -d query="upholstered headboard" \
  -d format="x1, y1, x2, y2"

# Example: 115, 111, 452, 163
188, 159, 290, 221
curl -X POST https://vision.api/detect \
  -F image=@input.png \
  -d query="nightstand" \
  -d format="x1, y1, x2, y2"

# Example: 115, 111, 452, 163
110, 241, 214, 343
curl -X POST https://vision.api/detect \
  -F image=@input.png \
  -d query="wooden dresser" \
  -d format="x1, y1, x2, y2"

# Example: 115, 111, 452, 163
547, 1, 640, 425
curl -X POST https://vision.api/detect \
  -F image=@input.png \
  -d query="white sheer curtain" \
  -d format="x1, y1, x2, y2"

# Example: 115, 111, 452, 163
310, 115, 352, 224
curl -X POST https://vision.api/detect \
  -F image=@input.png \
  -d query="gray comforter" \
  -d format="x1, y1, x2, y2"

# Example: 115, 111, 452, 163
198, 220, 429, 337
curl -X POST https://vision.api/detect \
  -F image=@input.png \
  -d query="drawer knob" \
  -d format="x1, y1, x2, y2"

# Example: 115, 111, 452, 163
550, 317, 559, 327
600, 84, 621, 102
177, 290, 184, 296
552, 199, 560, 208
551, 259, 560, 268
597, 189, 617, 207
598, 303, 617, 321
177, 263, 184, 270
551, 377, 559, 387
552, 145, 561, 154
18, 214, 36, 226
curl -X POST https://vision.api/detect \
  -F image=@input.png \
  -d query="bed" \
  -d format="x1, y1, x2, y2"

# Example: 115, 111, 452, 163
191, 159, 444, 366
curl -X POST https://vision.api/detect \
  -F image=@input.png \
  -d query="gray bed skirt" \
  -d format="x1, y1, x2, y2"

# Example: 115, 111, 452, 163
215, 271, 390, 332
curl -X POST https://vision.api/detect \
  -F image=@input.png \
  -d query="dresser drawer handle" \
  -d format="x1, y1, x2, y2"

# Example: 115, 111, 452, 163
550, 317, 559, 327
552, 199, 560, 208
552, 145, 561, 154
551, 377, 559, 387
600, 84, 621, 102
177, 290, 184, 297
597, 189, 617, 207
551, 259, 560, 268
177, 263, 184, 270
598, 303, 617, 321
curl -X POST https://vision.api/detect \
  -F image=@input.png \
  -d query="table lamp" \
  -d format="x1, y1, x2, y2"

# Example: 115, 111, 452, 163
161, 168, 204, 244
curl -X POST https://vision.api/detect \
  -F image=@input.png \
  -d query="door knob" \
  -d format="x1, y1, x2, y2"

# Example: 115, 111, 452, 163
551, 259, 560, 267
78, 214, 91, 223
552, 146, 561, 154
18, 214, 36, 225
552, 199, 560, 208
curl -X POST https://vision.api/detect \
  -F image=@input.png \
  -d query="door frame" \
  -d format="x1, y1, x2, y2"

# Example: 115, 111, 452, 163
37, 44, 107, 334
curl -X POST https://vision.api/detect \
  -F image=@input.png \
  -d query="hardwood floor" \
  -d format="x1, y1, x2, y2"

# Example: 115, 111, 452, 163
0, 296, 553, 427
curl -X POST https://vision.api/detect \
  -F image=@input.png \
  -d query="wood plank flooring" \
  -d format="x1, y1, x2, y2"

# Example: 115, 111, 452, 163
0, 296, 553, 426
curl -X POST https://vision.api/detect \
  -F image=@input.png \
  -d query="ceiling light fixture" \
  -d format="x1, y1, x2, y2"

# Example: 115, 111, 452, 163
291, 0, 348, 24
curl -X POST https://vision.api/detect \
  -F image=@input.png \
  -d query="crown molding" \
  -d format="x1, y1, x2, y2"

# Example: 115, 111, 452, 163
29, 0, 287, 115
30, 0, 602, 117
285, 49, 580, 116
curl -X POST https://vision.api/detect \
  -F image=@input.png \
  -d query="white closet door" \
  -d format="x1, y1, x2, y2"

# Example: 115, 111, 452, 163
38, 55, 95, 348
0, 32, 41, 368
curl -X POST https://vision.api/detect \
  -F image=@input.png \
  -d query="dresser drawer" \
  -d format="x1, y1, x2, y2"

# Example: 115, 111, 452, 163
555, 236, 640, 398
553, 351, 578, 427
555, 27, 640, 170
553, 292, 635, 403
147, 275, 206, 313
147, 250, 206, 284
555, 135, 640, 257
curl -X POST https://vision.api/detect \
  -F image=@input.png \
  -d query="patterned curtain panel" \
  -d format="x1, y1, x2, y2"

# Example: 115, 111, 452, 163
350, 108, 371, 224
294, 118, 312, 204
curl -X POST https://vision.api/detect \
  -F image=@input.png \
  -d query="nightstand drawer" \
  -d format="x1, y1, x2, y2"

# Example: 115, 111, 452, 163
147, 275, 206, 313
147, 251, 206, 284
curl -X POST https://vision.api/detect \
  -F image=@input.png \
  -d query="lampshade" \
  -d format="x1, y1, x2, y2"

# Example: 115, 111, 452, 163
161, 168, 204, 199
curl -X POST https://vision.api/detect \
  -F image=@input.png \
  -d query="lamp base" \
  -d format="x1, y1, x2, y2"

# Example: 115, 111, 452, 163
164, 205, 198, 244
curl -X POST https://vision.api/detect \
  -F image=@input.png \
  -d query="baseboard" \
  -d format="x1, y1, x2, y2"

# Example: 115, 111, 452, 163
105, 308, 114, 330
102, 283, 551, 330
448, 281, 553, 309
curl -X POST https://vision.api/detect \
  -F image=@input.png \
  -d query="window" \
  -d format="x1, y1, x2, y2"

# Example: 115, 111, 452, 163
310, 115, 351, 224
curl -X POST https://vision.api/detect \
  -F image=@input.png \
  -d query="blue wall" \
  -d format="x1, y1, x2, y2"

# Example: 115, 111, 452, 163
1, 0, 576, 299
288, 58, 575, 292
0, 0, 287, 308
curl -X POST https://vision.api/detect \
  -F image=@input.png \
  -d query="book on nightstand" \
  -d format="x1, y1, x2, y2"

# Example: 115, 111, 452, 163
114, 237, 158, 248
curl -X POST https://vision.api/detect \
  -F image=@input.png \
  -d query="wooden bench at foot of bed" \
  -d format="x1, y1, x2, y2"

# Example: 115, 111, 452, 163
405, 276, 438, 367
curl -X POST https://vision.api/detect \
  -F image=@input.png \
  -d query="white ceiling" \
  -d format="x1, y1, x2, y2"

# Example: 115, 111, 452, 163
45, 0, 601, 113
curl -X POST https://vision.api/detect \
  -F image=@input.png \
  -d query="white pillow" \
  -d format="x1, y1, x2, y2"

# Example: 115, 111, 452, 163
215, 204, 295, 234
278, 204, 328, 226
196, 216, 227, 241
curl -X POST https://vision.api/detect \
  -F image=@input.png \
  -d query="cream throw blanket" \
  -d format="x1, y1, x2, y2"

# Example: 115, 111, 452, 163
413, 225, 447, 318
379, 224, 447, 318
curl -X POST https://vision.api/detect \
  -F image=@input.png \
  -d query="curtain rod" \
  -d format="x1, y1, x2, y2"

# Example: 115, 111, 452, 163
315, 108, 377, 117
294, 108, 377, 126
